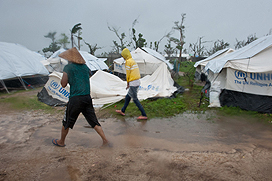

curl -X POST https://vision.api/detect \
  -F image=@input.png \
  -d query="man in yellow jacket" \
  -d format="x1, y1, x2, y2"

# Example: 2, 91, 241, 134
116, 48, 147, 120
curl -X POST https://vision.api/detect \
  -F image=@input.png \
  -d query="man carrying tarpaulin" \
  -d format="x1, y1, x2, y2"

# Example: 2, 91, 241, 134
116, 48, 148, 120
52, 47, 110, 147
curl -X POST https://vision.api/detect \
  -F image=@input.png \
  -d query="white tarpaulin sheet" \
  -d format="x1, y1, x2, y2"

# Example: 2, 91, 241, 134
44, 63, 177, 105
114, 48, 166, 75
142, 47, 173, 69
226, 68, 272, 96
79, 51, 109, 71
194, 48, 234, 68
41, 48, 108, 72
44, 72, 70, 103
205, 35, 272, 73
0, 42, 49, 80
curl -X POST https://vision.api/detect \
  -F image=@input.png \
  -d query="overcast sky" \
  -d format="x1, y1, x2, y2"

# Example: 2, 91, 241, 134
1, 0, 272, 56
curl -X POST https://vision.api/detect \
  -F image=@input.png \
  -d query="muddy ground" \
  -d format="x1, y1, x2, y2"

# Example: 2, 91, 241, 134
1, 89, 272, 181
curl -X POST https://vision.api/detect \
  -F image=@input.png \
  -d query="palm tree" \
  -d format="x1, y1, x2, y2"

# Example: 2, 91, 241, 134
70, 23, 82, 49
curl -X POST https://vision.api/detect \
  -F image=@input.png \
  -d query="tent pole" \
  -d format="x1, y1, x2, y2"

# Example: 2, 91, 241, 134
242, 57, 251, 93
0, 80, 10, 94
18, 77, 28, 90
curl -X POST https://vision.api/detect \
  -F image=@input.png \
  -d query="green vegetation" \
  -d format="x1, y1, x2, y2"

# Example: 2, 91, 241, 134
1, 65, 271, 124
105, 62, 272, 124
218, 106, 272, 124
0, 89, 60, 114
113, 96, 187, 118
106, 63, 210, 119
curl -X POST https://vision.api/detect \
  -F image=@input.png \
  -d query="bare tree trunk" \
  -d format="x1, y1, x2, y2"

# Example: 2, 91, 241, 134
71, 34, 74, 48
78, 31, 80, 50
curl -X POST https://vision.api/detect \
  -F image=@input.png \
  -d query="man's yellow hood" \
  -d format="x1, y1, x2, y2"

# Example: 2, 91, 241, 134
121, 48, 132, 60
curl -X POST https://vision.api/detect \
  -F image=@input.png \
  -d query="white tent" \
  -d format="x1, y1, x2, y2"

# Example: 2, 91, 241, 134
205, 35, 272, 74
113, 48, 170, 75
194, 48, 234, 72
194, 48, 234, 81
142, 47, 173, 69
41, 48, 108, 73
204, 35, 272, 113
40, 63, 177, 106
0, 42, 49, 92
40, 48, 68, 73
79, 51, 109, 72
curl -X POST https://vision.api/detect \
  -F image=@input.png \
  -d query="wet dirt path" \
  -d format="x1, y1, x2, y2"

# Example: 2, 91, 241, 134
1, 108, 272, 180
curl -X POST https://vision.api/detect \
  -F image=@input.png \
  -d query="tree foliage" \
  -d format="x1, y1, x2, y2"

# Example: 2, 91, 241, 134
84, 40, 102, 55
234, 34, 257, 49
70, 23, 82, 49
42, 31, 60, 56
58, 33, 70, 49
108, 24, 130, 54
189, 37, 206, 57
206, 39, 229, 56
150, 31, 173, 51
171, 13, 186, 59
44, 32, 57, 43
164, 38, 176, 58
132, 28, 147, 48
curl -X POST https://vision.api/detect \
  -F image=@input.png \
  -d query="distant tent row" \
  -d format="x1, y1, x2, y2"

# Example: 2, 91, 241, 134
194, 35, 272, 113
0, 41, 181, 107
0, 43, 109, 93
41, 48, 109, 74
113, 47, 173, 76
0, 42, 49, 93
38, 48, 181, 107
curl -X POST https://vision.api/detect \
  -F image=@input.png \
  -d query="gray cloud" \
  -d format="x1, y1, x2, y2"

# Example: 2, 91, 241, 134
1, 0, 271, 55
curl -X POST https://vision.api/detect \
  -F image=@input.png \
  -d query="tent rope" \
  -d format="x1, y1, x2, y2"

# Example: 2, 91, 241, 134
22, 79, 35, 89
18, 77, 28, 90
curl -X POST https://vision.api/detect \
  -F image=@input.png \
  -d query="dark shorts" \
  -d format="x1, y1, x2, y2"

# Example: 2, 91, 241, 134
62, 95, 101, 129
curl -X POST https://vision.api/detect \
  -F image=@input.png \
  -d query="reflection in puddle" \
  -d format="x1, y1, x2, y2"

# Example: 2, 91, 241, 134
32, 110, 272, 151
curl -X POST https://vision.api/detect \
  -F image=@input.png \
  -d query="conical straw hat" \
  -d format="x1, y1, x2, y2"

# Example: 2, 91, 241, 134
58, 47, 86, 64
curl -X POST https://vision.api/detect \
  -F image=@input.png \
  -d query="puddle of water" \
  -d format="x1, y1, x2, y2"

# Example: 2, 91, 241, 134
32, 111, 272, 152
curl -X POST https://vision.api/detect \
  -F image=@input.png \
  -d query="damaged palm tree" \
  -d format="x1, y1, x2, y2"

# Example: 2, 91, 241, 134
70, 23, 82, 49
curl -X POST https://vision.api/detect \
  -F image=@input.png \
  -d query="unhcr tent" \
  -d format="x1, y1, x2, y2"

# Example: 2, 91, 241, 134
38, 63, 178, 106
0, 42, 49, 92
41, 48, 108, 73
113, 48, 172, 75
204, 35, 272, 113
194, 48, 234, 81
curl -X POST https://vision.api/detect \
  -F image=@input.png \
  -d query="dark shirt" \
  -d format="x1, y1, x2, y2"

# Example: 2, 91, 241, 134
63, 63, 90, 98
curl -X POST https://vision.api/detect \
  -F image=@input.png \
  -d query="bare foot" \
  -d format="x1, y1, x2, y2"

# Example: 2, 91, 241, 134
100, 141, 113, 148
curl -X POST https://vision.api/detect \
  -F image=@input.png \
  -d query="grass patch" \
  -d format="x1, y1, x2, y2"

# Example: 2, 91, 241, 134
105, 74, 210, 119
0, 89, 59, 114
109, 96, 186, 119
218, 106, 272, 124
103, 62, 272, 124
0, 96, 55, 113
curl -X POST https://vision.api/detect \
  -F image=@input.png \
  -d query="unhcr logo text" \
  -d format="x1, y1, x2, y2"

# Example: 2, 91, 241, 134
235, 71, 247, 80
50, 80, 60, 89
